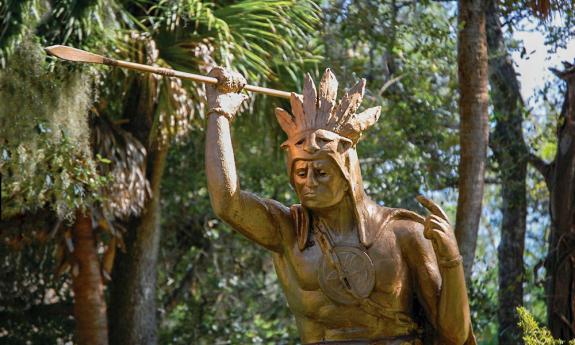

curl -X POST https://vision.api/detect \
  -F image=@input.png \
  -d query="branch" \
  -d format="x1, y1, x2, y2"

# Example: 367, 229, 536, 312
437, 177, 500, 189
161, 249, 208, 319
379, 74, 404, 95
162, 265, 196, 318
528, 152, 552, 186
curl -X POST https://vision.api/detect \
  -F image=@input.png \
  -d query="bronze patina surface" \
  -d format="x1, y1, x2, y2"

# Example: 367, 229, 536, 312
205, 67, 475, 345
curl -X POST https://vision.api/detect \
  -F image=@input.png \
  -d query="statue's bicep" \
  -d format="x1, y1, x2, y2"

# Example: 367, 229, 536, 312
220, 191, 291, 252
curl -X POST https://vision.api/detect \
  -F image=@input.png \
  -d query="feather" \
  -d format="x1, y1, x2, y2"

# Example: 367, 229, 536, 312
339, 106, 381, 143
275, 108, 297, 136
331, 79, 365, 130
302, 73, 318, 128
318, 68, 338, 126
290, 92, 306, 129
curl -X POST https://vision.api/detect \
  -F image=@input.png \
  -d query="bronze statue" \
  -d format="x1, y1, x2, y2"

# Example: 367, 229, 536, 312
205, 67, 475, 345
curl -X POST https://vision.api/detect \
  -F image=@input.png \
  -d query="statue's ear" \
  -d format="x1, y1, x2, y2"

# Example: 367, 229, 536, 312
337, 137, 353, 154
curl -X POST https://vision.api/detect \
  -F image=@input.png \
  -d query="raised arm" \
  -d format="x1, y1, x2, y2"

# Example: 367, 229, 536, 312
205, 67, 290, 253
401, 197, 474, 345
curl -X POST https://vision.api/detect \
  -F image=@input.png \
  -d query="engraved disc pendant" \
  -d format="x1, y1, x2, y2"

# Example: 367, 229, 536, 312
318, 246, 376, 305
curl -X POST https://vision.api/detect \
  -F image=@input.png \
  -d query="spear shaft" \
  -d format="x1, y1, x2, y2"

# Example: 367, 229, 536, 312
45, 45, 292, 99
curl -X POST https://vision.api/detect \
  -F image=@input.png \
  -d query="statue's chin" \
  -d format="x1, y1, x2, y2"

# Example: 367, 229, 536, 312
300, 197, 340, 211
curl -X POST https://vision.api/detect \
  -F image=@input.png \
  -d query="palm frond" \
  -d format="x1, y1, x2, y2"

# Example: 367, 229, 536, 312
93, 115, 150, 219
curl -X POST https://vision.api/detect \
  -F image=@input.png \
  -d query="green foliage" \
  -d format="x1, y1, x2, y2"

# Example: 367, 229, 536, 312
0, 242, 74, 345
517, 307, 575, 345
322, 1, 459, 209
159, 227, 298, 344
469, 260, 498, 343
37, 0, 107, 47
0, 0, 34, 67
150, 0, 321, 83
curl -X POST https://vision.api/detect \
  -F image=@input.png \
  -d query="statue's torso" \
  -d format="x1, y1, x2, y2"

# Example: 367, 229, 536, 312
272, 217, 420, 344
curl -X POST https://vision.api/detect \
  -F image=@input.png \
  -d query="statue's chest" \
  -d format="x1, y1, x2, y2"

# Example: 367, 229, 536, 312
286, 231, 404, 297
287, 242, 324, 290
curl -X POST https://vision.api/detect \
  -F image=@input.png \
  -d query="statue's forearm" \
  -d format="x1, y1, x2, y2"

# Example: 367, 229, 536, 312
437, 263, 471, 344
205, 113, 240, 215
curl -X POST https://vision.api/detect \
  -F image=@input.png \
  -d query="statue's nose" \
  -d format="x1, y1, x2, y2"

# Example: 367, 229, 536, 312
303, 133, 320, 154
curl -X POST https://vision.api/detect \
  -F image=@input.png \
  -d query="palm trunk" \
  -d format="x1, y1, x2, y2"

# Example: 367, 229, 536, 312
72, 209, 108, 345
108, 144, 167, 345
456, 0, 490, 282
108, 74, 167, 345
485, 1, 528, 343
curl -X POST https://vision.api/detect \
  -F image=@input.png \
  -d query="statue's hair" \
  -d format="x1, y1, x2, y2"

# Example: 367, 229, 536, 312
275, 68, 381, 145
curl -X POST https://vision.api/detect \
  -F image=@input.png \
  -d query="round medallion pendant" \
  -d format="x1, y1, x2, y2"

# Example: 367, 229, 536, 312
318, 246, 376, 305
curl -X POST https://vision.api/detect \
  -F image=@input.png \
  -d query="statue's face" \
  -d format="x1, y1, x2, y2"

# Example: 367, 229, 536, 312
293, 158, 348, 210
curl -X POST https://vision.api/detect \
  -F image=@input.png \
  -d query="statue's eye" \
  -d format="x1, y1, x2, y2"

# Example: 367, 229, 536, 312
296, 170, 306, 177
317, 170, 328, 177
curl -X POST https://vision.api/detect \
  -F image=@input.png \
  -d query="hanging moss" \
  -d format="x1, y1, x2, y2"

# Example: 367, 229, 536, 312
0, 38, 106, 220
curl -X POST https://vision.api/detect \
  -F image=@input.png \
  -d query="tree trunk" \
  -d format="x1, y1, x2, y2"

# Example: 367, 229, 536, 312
108, 74, 167, 345
108, 146, 167, 345
538, 63, 575, 340
72, 209, 109, 345
485, 1, 528, 343
456, 0, 490, 282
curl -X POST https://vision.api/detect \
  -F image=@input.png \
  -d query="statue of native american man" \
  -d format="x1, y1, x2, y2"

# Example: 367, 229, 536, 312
205, 66, 476, 345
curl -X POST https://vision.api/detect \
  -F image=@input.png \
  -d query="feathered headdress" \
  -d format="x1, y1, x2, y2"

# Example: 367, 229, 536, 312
276, 69, 382, 250
275, 69, 381, 157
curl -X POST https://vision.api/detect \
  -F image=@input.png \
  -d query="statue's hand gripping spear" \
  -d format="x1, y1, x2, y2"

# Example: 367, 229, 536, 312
45, 45, 292, 99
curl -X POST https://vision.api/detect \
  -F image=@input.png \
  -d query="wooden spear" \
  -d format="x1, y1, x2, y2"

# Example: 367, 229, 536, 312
45, 45, 292, 99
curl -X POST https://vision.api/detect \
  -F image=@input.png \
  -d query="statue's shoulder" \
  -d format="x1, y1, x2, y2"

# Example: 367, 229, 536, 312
368, 203, 426, 244
369, 201, 424, 228
351, 199, 426, 247
374, 206, 437, 257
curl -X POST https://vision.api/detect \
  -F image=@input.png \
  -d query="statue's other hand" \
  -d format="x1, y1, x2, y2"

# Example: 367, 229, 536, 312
416, 195, 461, 261
207, 66, 248, 120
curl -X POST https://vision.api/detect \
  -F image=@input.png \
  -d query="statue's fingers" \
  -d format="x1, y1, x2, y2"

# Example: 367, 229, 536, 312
427, 227, 449, 247
429, 214, 449, 230
423, 227, 433, 240
210, 68, 246, 93
228, 70, 247, 90
205, 67, 225, 97
207, 66, 226, 78
427, 217, 447, 234
423, 217, 433, 240
416, 195, 449, 222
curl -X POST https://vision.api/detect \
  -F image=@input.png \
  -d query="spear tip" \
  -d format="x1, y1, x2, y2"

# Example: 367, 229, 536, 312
45, 45, 104, 64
